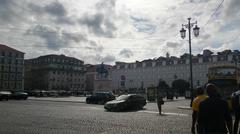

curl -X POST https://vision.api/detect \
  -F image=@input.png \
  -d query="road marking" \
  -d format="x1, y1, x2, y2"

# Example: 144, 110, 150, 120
138, 110, 189, 116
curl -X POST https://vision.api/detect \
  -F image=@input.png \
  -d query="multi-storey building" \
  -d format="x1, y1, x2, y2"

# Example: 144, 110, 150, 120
0, 44, 24, 91
85, 63, 112, 93
111, 49, 240, 92
24, 54, 85, 91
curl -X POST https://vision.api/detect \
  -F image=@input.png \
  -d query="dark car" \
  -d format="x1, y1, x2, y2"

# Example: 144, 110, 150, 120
86, 92, 115, 104
0, 91, 12, 101
104, 94, 147, 112
11, 91, 28, 100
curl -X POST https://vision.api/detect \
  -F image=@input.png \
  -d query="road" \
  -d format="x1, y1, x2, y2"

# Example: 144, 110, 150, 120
0, 99, 192, 134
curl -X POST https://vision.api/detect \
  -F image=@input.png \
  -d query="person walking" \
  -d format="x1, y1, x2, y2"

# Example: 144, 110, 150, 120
156, 92, 164, 115
231, 90, 240, 134
191, 87, 208, 134
198, 83, 232, 134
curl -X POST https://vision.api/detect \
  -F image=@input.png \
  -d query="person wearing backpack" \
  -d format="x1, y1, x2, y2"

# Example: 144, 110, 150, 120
231, 90, 240, 134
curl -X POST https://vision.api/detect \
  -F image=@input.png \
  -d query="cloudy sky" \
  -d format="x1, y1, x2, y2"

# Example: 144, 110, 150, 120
0, 0, 239, 65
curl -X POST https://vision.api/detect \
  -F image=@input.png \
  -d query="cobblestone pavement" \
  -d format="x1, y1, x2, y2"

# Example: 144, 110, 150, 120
0, 98, 192, 134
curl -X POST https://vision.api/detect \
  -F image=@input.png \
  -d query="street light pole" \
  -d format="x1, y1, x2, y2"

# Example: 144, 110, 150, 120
180, 17, 200, 107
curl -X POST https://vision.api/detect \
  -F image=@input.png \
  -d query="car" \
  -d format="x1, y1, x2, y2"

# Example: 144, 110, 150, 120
0, 91, 12, 101
11, 91, 28, 100
104, 94, 147, 112
86, 92, 115, 104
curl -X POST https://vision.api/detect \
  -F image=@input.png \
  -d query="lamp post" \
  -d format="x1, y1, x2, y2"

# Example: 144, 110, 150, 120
180, 18, 200, 106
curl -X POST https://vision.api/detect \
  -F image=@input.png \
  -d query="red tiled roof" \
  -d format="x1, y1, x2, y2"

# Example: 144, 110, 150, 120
0, 44, 24, 54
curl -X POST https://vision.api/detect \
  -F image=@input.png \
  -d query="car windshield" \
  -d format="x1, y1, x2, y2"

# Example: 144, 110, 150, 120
116, 95, 129, 101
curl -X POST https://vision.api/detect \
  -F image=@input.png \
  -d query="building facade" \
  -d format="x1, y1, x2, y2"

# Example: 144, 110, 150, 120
24, 54, 85, 91
0, 44, 24, 91
85, 63, 112, 93
111, 50, 240, 92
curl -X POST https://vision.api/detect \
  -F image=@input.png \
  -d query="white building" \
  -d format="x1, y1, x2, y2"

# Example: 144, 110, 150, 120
111, 50, 240, 92
24, 54, 85, 91
0, 44, 24, 91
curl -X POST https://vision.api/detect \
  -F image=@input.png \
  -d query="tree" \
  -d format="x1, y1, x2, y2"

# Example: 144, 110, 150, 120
158, 80, 169, 90
157, 79, 170, 97
171, 79, 190, 95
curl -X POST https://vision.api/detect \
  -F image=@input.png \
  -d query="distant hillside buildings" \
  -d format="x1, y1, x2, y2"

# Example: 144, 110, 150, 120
0, 44, 24, 91
0, 44, 240, 93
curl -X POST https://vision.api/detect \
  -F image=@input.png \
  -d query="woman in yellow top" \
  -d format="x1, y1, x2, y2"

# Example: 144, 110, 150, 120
191, 87, 208, 134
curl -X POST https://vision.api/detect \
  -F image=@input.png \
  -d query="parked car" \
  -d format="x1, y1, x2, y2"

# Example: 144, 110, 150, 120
104, 94, 146, 112
86, 92, 115, 104
11, 91, 28, 100
0, 91, 12, 101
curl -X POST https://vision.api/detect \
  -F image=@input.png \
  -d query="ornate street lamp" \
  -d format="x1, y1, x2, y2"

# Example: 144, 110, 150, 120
180, 28, 186, 39
180, 18, 200, 107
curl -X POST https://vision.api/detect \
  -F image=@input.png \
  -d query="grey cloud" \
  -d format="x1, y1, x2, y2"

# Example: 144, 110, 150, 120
28, 1, 75, 25
201, 33, 211, 40
44, 1, 66, 17
83, 54, 116, 65
96, 0, 116, 10
0, 0, 27, 24
189, 0, 210, 3
166, 42, 182, 48
0, 0, 14, 23
26, 25, 86, 50
225, 0, 240, 18
78, 0, 117, 37
79, 13, 117, 37
101, 55, 116, 63
119, 49, 134, 58
131, 16, 157, 34
85, 41, 104, 53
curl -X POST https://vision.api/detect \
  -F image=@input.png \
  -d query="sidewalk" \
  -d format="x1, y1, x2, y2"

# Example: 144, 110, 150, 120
28, 96, 87, 103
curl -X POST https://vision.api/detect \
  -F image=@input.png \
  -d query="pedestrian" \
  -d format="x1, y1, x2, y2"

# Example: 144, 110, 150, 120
198, 83, 232, 134
191, 86, 208, 134
156, 93, 164, 115
231, 90, 240, 134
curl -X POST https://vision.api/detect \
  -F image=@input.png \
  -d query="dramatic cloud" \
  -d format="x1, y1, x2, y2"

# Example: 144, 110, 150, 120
26, 25, 86, 50
78, 0, 117, 37
119, 49, 134, 58
0, 0, 239, 65
28, 1, 75, 25
79, 13, 117, 37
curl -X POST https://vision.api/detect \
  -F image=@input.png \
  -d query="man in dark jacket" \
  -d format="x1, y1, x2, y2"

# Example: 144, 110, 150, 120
198, 83, 232, 134
231, 90, 240, 134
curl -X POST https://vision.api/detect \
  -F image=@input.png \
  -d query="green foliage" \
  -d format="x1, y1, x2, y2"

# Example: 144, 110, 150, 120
171, 79, 190, 95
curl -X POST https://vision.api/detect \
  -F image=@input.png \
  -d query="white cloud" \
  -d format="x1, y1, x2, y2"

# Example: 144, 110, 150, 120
0, 0, 239, 65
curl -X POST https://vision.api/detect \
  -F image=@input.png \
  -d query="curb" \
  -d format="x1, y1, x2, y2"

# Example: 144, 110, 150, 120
177, 106, 192, 110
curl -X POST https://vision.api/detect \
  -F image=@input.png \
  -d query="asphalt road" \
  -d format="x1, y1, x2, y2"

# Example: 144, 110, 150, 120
0, 99, 192, 134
